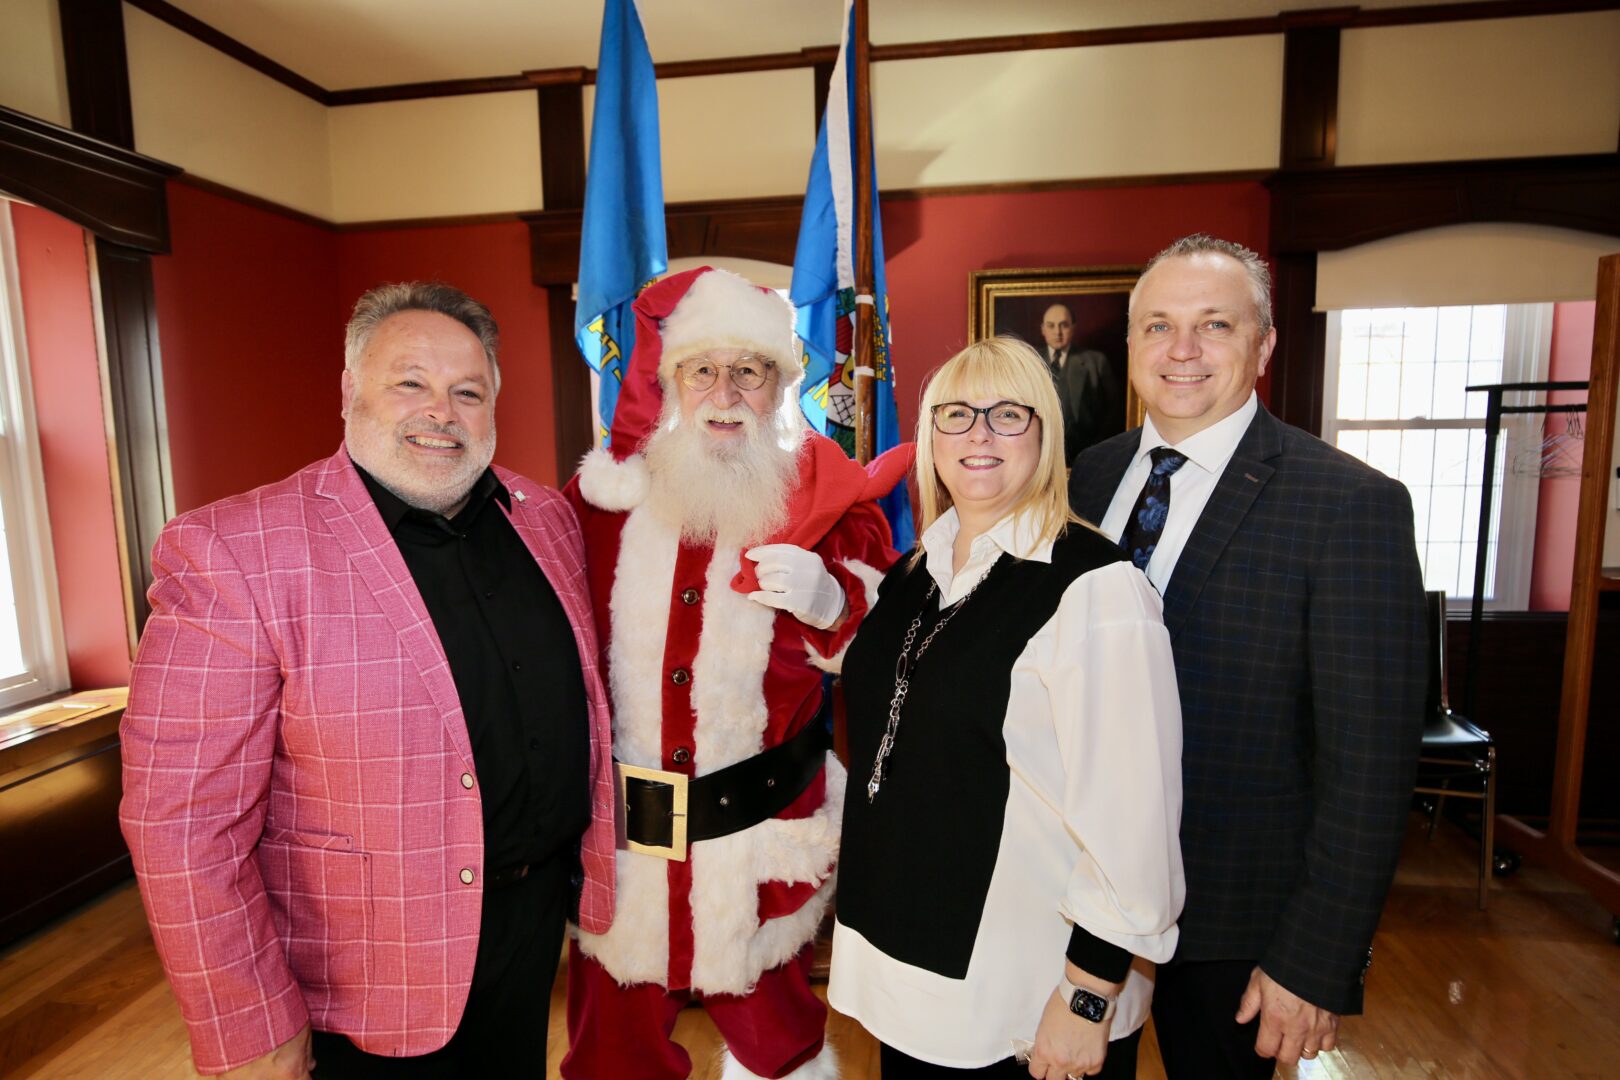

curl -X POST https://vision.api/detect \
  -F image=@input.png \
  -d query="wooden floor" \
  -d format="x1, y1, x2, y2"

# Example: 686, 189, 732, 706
4, 815, 1619, 1079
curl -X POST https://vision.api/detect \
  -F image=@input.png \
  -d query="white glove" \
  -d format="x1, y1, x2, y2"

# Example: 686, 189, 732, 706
745, 544, 847, 630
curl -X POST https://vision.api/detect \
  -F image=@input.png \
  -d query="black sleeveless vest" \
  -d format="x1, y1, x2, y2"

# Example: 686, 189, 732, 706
838, 524, 1125, 977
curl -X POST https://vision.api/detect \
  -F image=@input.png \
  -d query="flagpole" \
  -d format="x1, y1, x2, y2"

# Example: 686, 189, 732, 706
851, 0, 876, 465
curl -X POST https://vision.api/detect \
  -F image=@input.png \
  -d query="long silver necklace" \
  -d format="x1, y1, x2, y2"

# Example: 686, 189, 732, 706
866, 574, 986, 803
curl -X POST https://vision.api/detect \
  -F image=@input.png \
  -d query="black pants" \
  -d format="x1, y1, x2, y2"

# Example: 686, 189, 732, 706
880, 1026, 1141, 1079
311, 855, 569, 1078
1151, 959, 1275, 1080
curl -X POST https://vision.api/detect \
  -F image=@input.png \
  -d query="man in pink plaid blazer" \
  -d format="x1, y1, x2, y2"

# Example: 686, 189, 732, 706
121, 283, 617, 1078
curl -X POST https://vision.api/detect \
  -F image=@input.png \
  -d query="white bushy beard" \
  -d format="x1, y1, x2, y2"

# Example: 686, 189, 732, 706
642, 392, 805, 548
345, 401, 496, 515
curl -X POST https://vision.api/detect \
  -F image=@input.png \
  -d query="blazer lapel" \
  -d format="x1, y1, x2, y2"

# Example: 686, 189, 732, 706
312, 448, 475, 771
1161, 406, 1283, 640
1071, 429, 1141, 523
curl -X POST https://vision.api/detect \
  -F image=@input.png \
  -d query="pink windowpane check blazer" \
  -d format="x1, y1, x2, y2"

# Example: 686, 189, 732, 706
120, 448, 617, 1074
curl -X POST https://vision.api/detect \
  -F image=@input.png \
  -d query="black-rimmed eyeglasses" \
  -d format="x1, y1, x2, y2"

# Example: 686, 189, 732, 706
676, 356, 776, 392
930, 401, 1037, 436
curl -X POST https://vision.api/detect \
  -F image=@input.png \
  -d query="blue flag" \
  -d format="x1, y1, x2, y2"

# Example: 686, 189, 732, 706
576, 0, 666, 445
789, 0, 914, 551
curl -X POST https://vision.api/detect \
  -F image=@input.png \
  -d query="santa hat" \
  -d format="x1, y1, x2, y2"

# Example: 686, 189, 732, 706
580, 266, 801, 509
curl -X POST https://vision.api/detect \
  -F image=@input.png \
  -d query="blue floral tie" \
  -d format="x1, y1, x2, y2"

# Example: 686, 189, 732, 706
1119, 447, 1189, 571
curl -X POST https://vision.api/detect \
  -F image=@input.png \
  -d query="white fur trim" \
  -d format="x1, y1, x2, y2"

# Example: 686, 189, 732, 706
692, 544, 776, 772
722, 1041, 840, 1080
806, 558, 886, 674
573, 505, 678, 984
660, 269, 802, 387
577, 447, 650, 511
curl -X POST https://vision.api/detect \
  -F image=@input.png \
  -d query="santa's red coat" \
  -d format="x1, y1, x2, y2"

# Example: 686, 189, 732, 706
564, 435, 898, 993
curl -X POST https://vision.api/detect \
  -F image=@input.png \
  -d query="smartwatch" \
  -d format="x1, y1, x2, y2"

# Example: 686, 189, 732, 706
1058, 977, 1118, 1024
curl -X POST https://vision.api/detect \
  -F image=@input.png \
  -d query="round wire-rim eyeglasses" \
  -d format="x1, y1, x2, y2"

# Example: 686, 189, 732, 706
676, 355, 776, 392
930, 401, 1038, 436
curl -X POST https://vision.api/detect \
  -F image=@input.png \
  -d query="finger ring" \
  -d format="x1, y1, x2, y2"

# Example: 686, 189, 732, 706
1303, 1050, 1319, 1059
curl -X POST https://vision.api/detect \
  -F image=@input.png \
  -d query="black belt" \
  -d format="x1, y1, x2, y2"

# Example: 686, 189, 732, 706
618, 719, 831, 862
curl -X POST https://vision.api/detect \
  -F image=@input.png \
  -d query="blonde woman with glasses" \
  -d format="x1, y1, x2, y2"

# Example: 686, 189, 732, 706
830, 337, 1185, 1080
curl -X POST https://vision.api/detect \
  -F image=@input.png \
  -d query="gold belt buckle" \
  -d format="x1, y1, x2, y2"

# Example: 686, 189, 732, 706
617, 761, 689, 862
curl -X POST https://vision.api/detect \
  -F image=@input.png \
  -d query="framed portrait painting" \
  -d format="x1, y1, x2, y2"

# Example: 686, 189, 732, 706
968, 266, 1143, 461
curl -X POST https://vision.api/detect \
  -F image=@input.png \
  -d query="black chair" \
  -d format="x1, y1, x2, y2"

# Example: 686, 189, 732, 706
1414, 590, 1497, 909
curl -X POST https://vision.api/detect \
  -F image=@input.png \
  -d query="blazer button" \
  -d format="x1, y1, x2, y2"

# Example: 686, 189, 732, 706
671, 668, 690, 685
680, 588, 699, 605
459, 868, 475, 885
672, 747, 691, 765
460, 772, 475, 789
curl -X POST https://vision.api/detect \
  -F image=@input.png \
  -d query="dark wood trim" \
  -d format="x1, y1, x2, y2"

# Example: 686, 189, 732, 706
0, 106, 180, 253
333, 210, 532, 233
94, 241, 171, 631
812, 59, 836, 134
130, 0, 1620, 107
536, 81, 593, 481
173, 173, 333, 231
1268, 153, 1620, 253
57, 0, 136, 149
1268, 252, 1326, 433
122, 0, 333, 104
879, 168, 1275, 201
1279, 25, 1340, 170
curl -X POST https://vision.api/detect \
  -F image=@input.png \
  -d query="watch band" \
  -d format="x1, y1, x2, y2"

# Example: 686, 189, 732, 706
1058, 977, 1118, 1023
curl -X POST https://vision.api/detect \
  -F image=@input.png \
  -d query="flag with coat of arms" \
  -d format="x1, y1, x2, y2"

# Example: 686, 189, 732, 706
789, 0, 914, 550
575, 0, 666, 445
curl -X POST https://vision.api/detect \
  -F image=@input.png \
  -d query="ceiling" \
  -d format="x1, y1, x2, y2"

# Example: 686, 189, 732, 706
158, 0, 1483, 91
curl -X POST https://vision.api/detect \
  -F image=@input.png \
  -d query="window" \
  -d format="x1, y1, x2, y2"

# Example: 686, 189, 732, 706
0, 203, 69, 710
1323, 304, 1552, 608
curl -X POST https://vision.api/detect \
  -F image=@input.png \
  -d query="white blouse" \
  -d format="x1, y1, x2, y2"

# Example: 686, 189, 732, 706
829, 508, 1186, 1067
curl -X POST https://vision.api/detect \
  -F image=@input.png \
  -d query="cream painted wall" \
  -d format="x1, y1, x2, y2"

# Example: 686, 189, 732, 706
1316, 224, 1620, 310
1338, 12, 1620, 166
124, 4, 332, 218
584, 69, 815, 204
328, 93, 541, 222
0, 0, 70, 127
872, 37, 1284, 187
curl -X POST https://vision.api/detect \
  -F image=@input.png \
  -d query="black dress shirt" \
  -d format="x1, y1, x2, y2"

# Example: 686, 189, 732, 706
356, 463, 590, 872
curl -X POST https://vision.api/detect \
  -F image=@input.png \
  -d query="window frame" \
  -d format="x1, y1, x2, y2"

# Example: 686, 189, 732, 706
0, 203, 70, 710
1321, 303, 1553, 610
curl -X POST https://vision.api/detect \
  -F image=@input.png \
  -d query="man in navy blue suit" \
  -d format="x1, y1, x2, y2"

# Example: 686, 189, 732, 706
1069, 235, 1425, 1077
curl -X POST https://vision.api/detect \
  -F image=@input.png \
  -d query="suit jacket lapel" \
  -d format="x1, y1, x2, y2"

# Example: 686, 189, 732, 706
1161, 406, 1283, 640
313, 448, 475, 771
1071, 429, 1141, 523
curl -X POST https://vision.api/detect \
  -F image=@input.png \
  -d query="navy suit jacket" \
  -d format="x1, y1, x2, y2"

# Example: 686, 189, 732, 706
1069, 404, 1425, 1014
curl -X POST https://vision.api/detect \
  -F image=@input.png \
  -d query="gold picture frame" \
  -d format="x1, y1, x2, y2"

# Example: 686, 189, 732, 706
968, 266, 1145, 452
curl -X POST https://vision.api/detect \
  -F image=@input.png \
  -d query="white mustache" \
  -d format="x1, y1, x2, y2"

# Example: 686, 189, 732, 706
400, 420, 472, 443
692, 402, 756, 428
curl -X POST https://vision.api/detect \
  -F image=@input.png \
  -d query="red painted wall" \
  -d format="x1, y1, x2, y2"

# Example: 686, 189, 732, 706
11, 203, 130, 688
881, 181, 1273, 440
1528, 300, 1597, 611
337, 222, 558, 485
151, 181, 344, 513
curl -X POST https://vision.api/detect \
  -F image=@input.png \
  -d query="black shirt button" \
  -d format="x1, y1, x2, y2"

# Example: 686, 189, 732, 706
680, 588, 699, 605
671, 668, 690, 685
484, 591, 494, 599
672, 747, 691, 764
530, 738, 541, 751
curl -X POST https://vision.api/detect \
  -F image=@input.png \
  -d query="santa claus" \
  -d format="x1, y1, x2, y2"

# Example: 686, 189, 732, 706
560, 266, 904, 1079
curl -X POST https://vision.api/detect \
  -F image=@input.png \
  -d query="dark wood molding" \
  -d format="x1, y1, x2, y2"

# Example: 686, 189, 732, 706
1269, 252, 1327, 433
879, 168, 1275, 202
1279, 25, 1340, 170
123, 0, 1620, 107
812, 59, 836, 134
1268, 153, 1620, 253
536, 81, 593, 481
0, 106, 180, 253
123, 0, 332, 104
57, 0, 136, 148
94, 240, 170, 631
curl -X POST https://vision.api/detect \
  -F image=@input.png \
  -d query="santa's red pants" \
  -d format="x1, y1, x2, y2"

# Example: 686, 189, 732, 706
561, 940, 827, 1079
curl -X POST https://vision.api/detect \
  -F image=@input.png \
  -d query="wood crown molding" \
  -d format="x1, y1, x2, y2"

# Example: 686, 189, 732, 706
0, 105, 180, 253
127, 0, 1620, 107
1267, 152, 1620, 252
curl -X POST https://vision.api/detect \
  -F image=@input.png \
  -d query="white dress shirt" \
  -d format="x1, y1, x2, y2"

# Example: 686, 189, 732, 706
829, 507, 1184, 1067
1096, 393, 1258, 593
